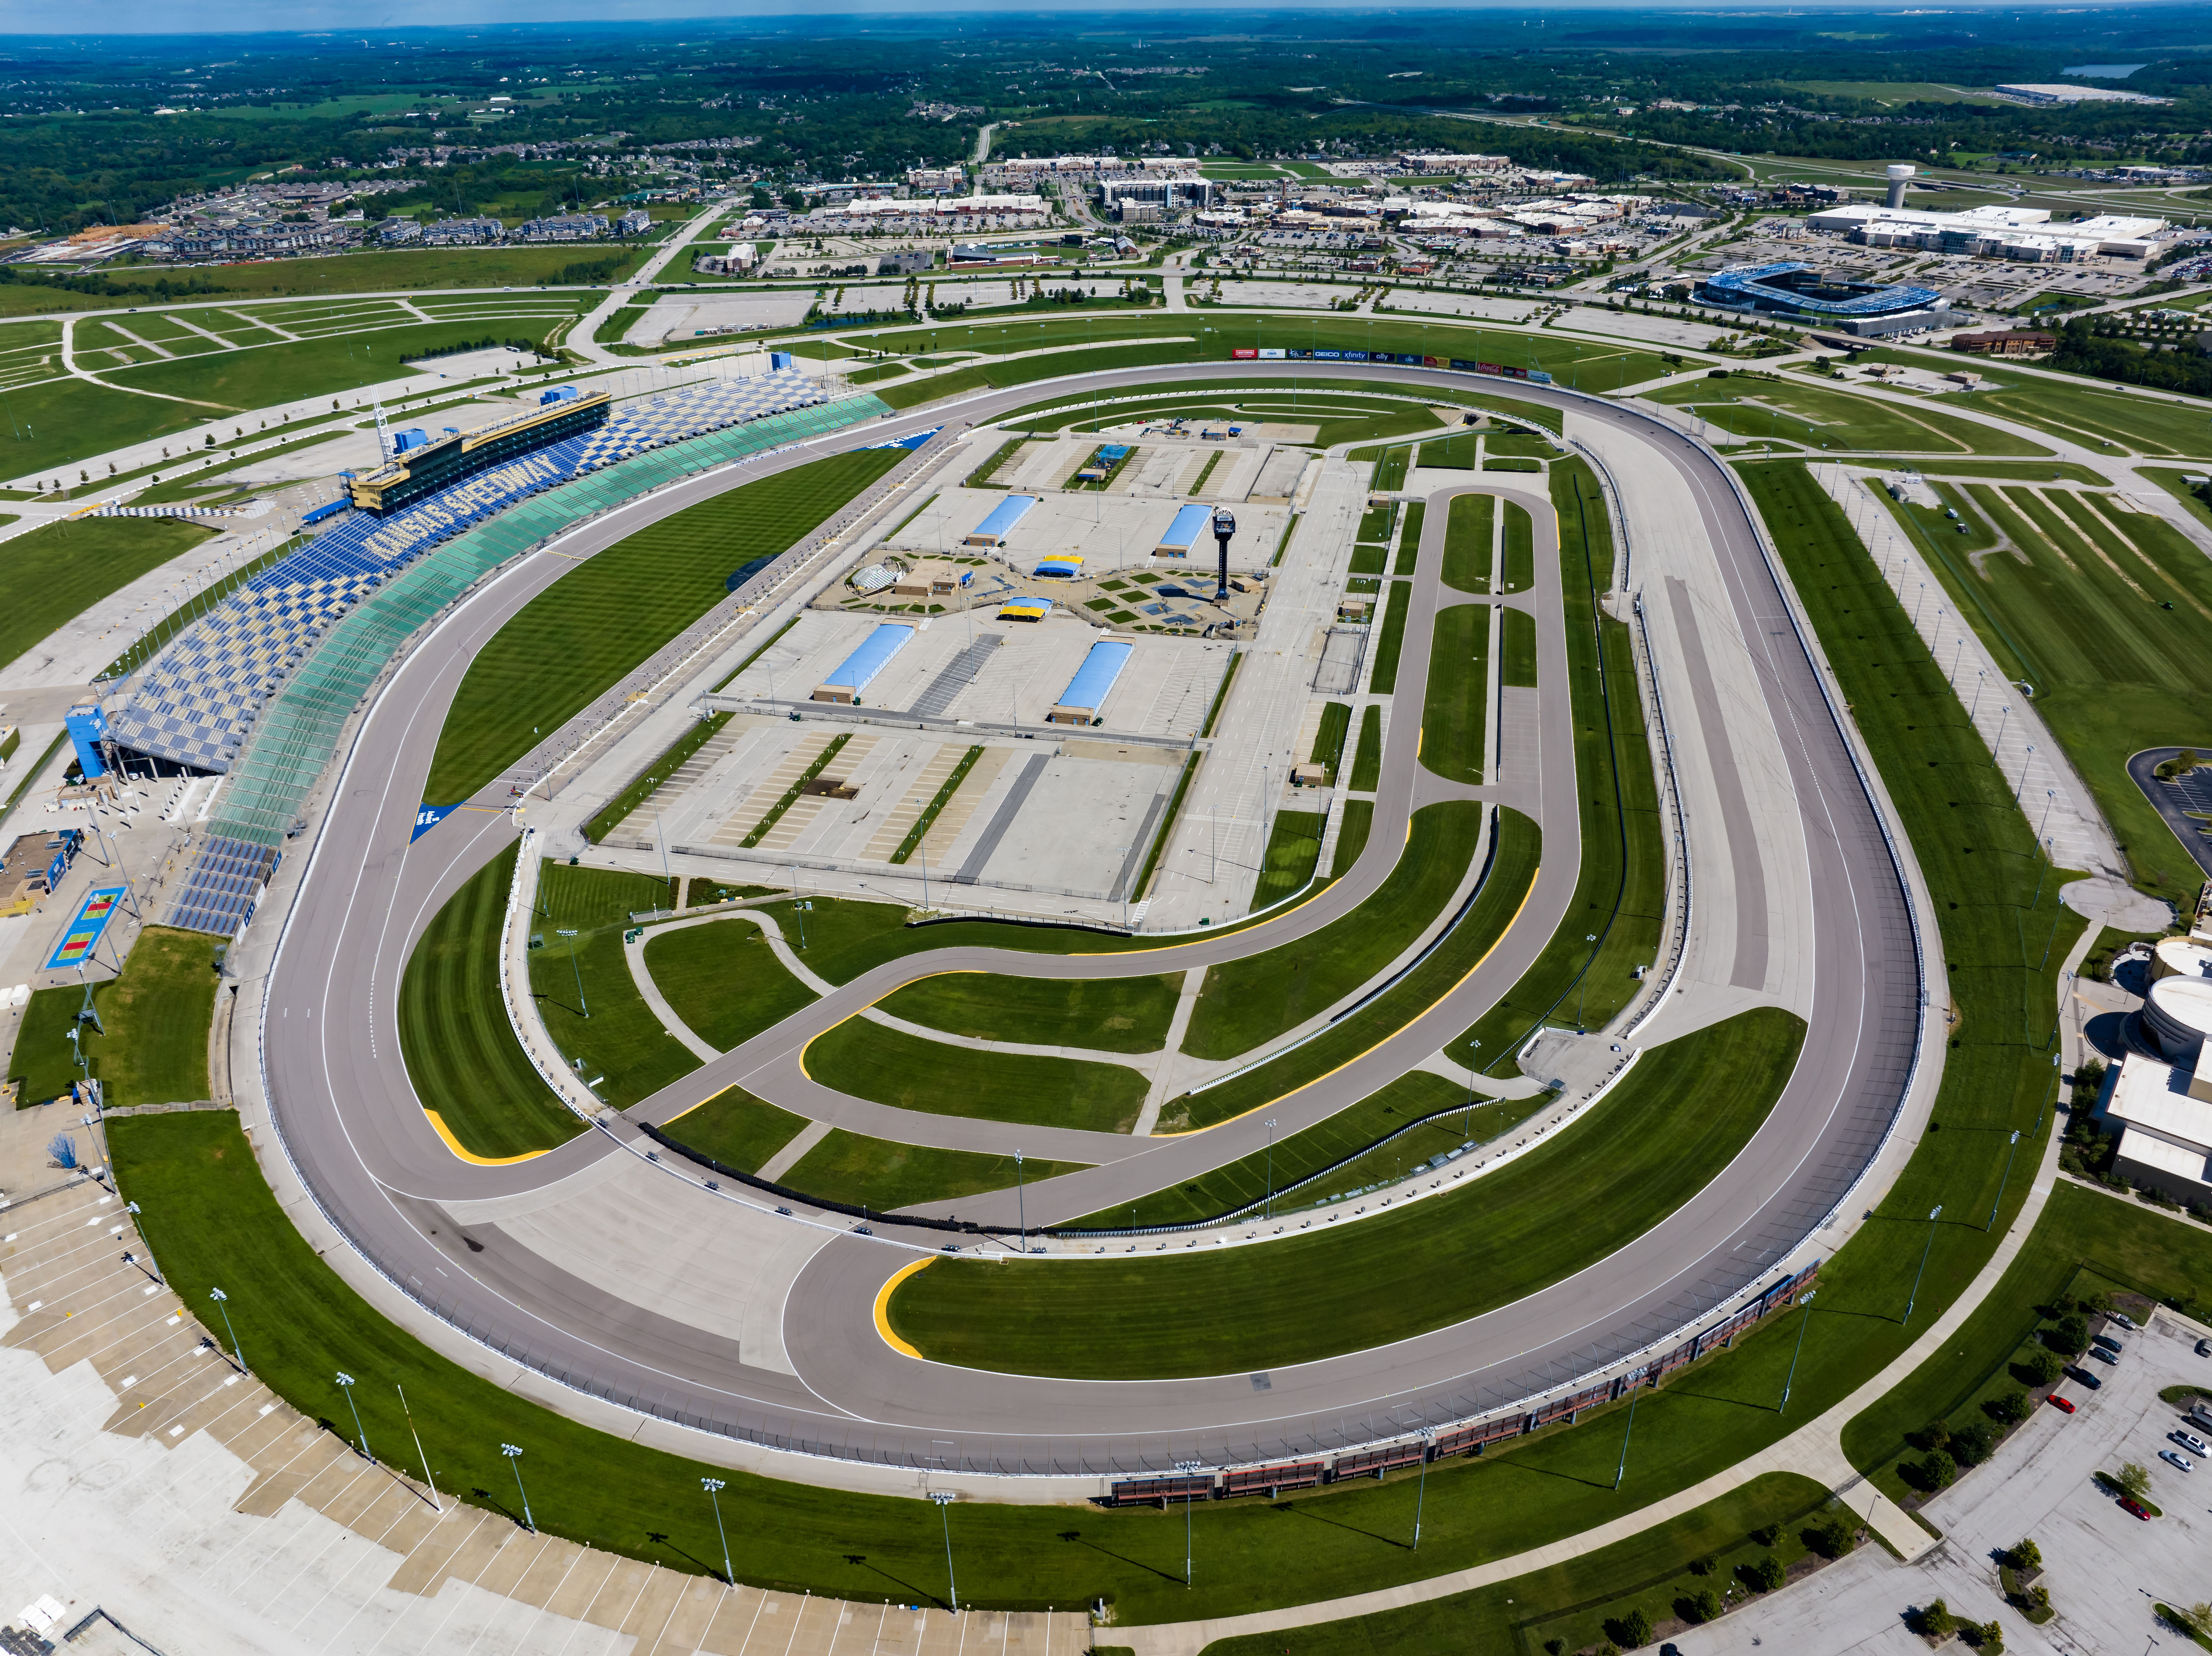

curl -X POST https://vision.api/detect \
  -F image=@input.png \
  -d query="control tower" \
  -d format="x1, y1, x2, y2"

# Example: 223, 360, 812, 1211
1886, 164, 1916, 209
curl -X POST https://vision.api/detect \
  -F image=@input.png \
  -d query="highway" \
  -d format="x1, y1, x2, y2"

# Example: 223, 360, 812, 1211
254, 361, 1923, 1478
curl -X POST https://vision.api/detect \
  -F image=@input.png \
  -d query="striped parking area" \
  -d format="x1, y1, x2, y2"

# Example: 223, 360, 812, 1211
0, 1173, 1084, 1656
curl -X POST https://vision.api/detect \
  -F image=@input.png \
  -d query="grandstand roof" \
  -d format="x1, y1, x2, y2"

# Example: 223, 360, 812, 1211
1700, 261, 1943, 318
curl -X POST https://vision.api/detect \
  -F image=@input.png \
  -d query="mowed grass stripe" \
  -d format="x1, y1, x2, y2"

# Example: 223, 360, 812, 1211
804, 1016, 1150, 1134
1422, 605, 1489, 785
879, 969, 1184, 1055
1442, 491, 1493, 592
0, 516, 212, 672
644, 918, 819, 1054
889, 1006, 1806, 1378
398, 843, 584, 1158
424, 448, 905, 803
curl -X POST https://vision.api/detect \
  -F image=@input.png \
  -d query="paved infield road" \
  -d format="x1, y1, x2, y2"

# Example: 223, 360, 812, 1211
256, 362, 1923, 1476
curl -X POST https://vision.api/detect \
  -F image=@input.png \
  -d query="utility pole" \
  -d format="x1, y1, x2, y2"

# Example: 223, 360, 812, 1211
929, 1490, 958, 1611
1904, 1205, 1943, 1325
1779, 1291, 1817, 1412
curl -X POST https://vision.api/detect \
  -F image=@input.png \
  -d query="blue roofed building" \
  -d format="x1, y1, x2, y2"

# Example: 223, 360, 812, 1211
1154, 503, 1211, 558
965, 494, 1040, 547
1696, 262, 1951, 335
812, 622, 915, 703
1047, 639, 1134, 726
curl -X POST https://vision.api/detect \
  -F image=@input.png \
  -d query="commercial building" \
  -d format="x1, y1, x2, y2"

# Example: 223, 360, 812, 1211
1951, 330, 2055, 356
1391, 152, 1512, 173
1098, 177, 1218, 218
1047, 639, 1134, 726
2098, 937, 2212, 1206
1154, 503, 1212, 558
347, 390, 612, 513
964, 495, 1039, 547
1805, 201, 2164, 261
1995, 82, 2171, 106
892, 560, 966, 598
812, 622, 915, 703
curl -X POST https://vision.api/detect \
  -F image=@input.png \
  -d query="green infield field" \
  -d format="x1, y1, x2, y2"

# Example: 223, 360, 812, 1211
5, 926, 218, 1108
1501, 500, 1535, 591
876, 969, 1183, 1054
1645, 376, 2049, 456
1366, 581, 1413, 693
1181, 801, 1486, 1061
1442, 491, 1494, 592
423, 448, 907, 803
0, 515, 211, 670
1502, 607, 1538, 688
803, 1016, 1150, 1133
1887, 478, 2212, 893
1422, 604, 1489, 785
642, 917, 819, 1053
1348, 705, 1382, 790
1897, 360, 2212, 458
1251, 808, 1328, 909
397, 844, 584, 1158
889, 1006, 1805, 1377
528, 870, 701, 1112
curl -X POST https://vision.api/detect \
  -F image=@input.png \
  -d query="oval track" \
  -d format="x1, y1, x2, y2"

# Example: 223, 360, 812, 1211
258, 362, 1922, 1476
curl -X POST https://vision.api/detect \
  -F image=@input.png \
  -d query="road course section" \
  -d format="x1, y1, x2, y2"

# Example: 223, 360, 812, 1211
249, 361, 1924, 1479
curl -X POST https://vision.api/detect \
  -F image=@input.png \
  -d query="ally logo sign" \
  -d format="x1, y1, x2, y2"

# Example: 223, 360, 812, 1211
412, 802, 465, 842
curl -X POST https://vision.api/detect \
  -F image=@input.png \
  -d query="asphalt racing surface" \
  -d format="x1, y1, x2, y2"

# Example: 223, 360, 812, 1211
258, 362, 1923, 1476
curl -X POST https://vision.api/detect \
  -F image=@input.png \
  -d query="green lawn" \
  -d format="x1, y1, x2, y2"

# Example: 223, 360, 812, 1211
1943, 368, 2212, 459
1842, 1181, 2212, 1506
1442, 492, 1493, 593
1500, 501, 1535, 592
530, 927, 700, 1112
7, 926, 219, 1107
398, 844, 584, 1158
1077, 1066, 1544, 1231
424, 449, 907, 802
1309, 702, 1351, 773
1366, 582, 1412, 694
1393, 502, 1424, 575
1348, 706, 1382, 791
658, 1085, 811, 1172
1645, 377, 2049, 456
1502, 608, 1538, 689
538, 862, 675, 927
0, 373, 231, 481
877, 970, 1183, 1054
1250, 810, 1328, 911
1348, 543, 1386, 575
2, 245, 648, 314
1447, 464, 1664, 1071
642, 918, 819, 1053
1332, 799, 1375, 877
804, 1016, 1150, 1133
890, 1007, 1805, 1377
1422, 606, 1489, 785
1182, 802, 1485, 1061
1891, 479, 2212, 896
785, 1131, 1088, 1213
0, 516, 210, 670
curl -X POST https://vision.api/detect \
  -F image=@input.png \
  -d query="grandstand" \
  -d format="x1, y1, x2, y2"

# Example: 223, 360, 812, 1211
107, 371, 827, 776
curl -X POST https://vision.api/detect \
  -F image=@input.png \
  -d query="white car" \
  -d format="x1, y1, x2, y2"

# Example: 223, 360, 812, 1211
2173, 1431, 2209, 1456
2158, 1449, 2194, 1473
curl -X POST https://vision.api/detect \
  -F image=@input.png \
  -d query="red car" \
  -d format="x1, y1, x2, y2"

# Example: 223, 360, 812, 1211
2121, 1498, 2152, 1521
2048, 1394, 2076, 1413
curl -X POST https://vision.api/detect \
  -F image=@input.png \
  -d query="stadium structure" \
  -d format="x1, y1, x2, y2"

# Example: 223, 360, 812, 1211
1696, 260, 1951, 335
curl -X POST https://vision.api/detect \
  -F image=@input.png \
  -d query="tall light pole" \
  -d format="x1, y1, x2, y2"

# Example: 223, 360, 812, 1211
703, 1477, 733, 1583
501, 1443, 535, 1531
929, 1490, 957, 1611
1014, 1149, 1025, 1253
2032, 1052, 2060, 1137
1174, 1460, 1204, 1586
1613, 1384, 1640, 1490
1779, 1290, 1817, 1412
398, 1383, 440, 1510
335, 1372, 372, 1461
1903, 1205, 1943, 1325
208, 1286, 243, 1372
1987, 1132, 2022, 1231
1263, 1118, 1278, 1219
1411, 1429, 1437, 1548
125, 1200, 160, 1282
556, 929, 587, 1016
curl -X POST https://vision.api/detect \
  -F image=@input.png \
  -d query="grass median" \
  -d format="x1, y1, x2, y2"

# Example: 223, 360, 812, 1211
423, 448, 907, 803
877, 969, 1183, 1054
643, 917, 819, 1053
1366, 581, 1413, 693
1182, 801, 1486, 1061
398, 844, 584, 1158
889, 1005, 1805, 1378
1447, 462, 1664, 1074
1442, 492, 1493, 592
804, 1016, 1150, 1134
528, 864, 697, 1109
1645, 375, 2050, 456
1422, 605, 1489, 786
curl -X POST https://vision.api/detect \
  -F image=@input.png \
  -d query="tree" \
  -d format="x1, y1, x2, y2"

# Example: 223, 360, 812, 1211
1685, 1588, 1724, 1623
2046, 1313, 2089, 1356
1610, 1607, 1652, 1648
2024, 1346, 2064, 1386
1920, 1449, 1958, 1490
1951, 1422, 1993, 1466
2116, 1461, 2152, 1501
1920, 1599, 1958, 1640
1810, 1514, 1857, 1558
1917, 1418, 1953, 1452
2010, 1537, 2042, 1575
2181, 1604, 2212, 1638
1750, 1552, 1786, 1591
1973, 1620, 2005, 1654
1989, 1388, 2031, 1426
1748, 1523, 1780, 1547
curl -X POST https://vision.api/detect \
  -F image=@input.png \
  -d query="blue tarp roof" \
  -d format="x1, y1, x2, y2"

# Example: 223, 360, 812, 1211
820, 622, 915, 692
1156, 502, 1211, 551
1056, 639, 1133, 712
999, 596, 1053, 617
1033, 556, 1083, 577
1097, 444, 1132, 461
972, 494, 1040, 541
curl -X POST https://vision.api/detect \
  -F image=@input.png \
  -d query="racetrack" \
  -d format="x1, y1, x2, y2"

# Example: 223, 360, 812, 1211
253, 362, 1924, 1478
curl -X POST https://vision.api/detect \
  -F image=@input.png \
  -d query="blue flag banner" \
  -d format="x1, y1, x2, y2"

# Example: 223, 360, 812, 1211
412, 801, 466, 841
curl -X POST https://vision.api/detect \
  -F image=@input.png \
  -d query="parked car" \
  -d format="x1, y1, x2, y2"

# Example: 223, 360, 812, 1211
2174, 1431, 2209, 1456
2109, 1311, 2139, 1331
2089, 1346, 2121, 1366
2048, 1394, 2077, 1414
2093, 1333, 2125, 1353
2160, 1449, 2194, 1473
2121, 1497, 2153, 1521
2196, 1338, 2210, 1357
2070, 1367, 2104, 1390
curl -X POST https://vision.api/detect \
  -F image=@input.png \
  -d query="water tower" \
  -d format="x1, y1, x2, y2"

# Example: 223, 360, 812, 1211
1886, 164, 1916, 209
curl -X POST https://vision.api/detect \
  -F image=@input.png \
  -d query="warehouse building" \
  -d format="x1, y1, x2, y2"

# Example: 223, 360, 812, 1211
1155, 503, 1212, 558
1046, 639, 1134, 725
965, 495, 1040, 547
812, 622, 915, 703
1805, 201, 2164, 260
